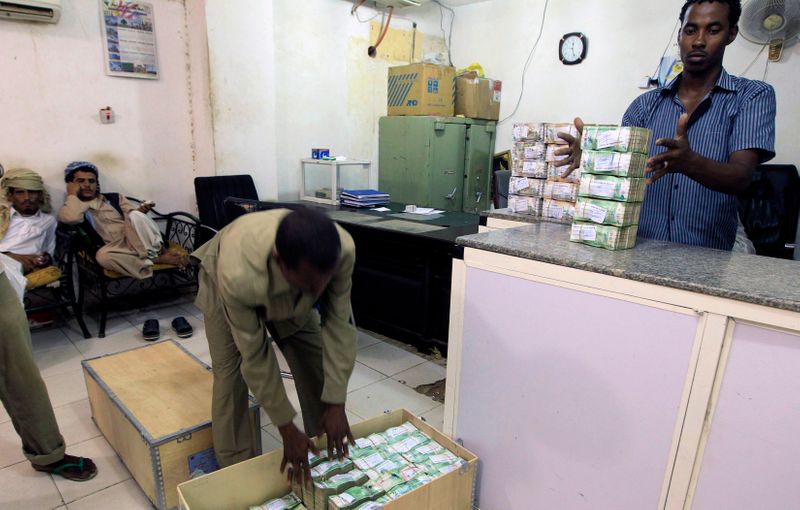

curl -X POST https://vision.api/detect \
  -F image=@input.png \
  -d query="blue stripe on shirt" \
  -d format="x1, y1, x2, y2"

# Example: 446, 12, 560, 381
622, 68, 776, 250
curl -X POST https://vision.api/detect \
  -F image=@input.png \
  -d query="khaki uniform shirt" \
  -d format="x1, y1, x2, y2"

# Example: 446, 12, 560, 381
192, 209, 357, 426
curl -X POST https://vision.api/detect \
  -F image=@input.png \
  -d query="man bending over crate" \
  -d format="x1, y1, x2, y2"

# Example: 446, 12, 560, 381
192, 207, 357, 481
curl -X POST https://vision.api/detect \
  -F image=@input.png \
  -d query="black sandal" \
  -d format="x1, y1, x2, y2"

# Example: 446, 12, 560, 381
171, 316, 193, 338
33, 455, 98, 482
142, 319, 160, 341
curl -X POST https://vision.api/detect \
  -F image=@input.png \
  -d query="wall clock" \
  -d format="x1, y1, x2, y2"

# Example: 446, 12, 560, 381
559, 32, 588, 65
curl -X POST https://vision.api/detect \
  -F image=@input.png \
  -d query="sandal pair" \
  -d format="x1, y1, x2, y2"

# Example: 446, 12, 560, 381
143, 316, 193, 341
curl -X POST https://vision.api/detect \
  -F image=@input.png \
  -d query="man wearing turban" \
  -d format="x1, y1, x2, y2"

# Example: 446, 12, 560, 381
57, 161, 188, 279
0, 168, 57, 274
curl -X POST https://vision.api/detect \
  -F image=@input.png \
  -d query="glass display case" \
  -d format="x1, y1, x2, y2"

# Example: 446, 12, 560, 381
300, 159, 373, 205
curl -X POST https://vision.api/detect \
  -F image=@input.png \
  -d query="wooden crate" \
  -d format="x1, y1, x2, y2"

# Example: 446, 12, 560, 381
82, 340, 261, 510
178, 409, 478, 510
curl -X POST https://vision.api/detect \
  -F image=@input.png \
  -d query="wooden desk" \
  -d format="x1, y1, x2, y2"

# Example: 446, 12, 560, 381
314, 203, 479, 352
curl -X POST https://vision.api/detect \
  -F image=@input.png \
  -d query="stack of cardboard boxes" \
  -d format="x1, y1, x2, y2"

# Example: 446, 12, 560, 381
570, 126, 652, 250
509, 122, 580, 221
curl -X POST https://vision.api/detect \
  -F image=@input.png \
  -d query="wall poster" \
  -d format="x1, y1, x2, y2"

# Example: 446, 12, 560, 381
100, 0, 159, 79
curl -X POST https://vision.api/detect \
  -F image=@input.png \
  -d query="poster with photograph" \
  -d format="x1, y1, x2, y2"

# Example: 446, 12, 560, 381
100, 0, 159, 79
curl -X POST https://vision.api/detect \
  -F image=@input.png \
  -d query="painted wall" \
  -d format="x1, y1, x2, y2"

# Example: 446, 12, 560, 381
206, 0, 448, 200
0, 0, 214, 214
449, 0, 799, 166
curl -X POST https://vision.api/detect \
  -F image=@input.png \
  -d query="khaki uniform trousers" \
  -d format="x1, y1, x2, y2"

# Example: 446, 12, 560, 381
0, 273, 66, 465
203, 277, 326, 468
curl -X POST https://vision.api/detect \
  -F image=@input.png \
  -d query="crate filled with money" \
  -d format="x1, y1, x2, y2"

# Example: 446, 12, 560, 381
178, 410, 477, 510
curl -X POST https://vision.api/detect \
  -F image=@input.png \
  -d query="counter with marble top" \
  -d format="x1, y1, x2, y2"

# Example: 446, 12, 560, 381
457, 221, 800, 313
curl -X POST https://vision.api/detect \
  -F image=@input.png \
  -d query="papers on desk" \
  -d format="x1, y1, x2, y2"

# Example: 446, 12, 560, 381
374, 207, 391, 212
403, 207, 444, 215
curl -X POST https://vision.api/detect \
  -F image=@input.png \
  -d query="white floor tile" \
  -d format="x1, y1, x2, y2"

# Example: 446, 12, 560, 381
356, 330, 382, 351
43, 369, 88, 409
71, 327, 145, 360
345, 378, 441, 420
52, 400, 101, 448
54, 506, 66, 510
391, 361, 446, 390
51, 436, 131, 504
180, 302, 205, 320
347, 362, 386, 393
34, 344, 85, 379
261, 426, 282, 454
0, 461, 64, 510
274, 344, 290, 372
179, 335, 210, 364
260, 408, 271, 427
420, 405, 445, 431
30, 327, 73, 353
66, 315, 135, 341
59, 319, 93, 343
126, 303, 195, 326
356, 342, 426, 377
66, 479, 152, 510
346, 409, 364, 427
0, 420, 26, 469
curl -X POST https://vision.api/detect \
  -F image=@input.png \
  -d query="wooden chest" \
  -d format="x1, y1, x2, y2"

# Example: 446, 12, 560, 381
83, 340, 261, 509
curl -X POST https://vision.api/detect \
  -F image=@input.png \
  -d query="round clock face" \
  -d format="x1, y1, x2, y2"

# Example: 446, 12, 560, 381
560, 33, 587, 64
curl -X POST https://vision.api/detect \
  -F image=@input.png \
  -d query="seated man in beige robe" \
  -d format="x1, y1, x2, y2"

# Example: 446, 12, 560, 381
57, 161, 187, 279
0, 168, 61, 292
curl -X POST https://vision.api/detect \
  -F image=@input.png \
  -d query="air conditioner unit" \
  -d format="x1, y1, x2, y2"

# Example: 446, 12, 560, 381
0, 0, 61, 24
373, 0, 431, 8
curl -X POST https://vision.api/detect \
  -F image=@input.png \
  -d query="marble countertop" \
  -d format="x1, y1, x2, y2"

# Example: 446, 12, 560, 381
457, 222, 800, 313
479, 208, 541, 224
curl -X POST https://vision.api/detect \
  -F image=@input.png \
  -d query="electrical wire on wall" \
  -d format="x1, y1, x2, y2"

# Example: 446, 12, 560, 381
652, 19, 681, 77
352, 0, 381, 23
499, 0, 550, 124
739, 44, 768, 77
368, 6, 394, 57
433, 0, 455, 66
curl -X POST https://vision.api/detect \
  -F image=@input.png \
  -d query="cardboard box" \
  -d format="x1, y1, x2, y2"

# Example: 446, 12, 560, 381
178, 409, 478, 510
83, 340, 261, 510
455, 74, 501, 120
387, 63, 455, 116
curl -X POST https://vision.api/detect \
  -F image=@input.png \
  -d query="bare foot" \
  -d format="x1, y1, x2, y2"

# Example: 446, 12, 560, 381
154, 251, 188, 268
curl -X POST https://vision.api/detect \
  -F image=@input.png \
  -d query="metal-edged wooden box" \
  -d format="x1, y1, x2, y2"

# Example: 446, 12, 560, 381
177, 409, 478, 510
82, 340, 261, 510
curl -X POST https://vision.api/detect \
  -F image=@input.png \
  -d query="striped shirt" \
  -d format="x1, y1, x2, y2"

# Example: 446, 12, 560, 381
622, 68, 776, 250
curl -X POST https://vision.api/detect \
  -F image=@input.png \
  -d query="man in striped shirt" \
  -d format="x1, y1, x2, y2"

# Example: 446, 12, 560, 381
559, 0, 776, 251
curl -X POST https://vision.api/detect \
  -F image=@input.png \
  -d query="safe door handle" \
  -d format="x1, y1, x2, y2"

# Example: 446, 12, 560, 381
445, 187, 458, 200
475, 191, 483, 203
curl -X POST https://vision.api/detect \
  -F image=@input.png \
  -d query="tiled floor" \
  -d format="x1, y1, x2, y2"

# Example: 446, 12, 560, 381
0, 296, 445, 509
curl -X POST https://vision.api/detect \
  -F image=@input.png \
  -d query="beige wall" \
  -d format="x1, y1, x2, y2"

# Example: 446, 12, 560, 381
0, 0, 214, 214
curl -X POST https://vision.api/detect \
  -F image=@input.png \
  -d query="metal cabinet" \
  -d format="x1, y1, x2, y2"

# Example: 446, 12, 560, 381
378, 116, 496, 213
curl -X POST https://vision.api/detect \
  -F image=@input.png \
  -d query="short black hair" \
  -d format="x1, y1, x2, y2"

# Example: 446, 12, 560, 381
275, 208, 341, 272
680, 0, 741, 27
64, 164, 99, 183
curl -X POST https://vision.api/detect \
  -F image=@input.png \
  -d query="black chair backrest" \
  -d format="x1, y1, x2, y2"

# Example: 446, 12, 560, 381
738, 164, 799, 260
194, 175, 258, 232
223, 197, 307, 226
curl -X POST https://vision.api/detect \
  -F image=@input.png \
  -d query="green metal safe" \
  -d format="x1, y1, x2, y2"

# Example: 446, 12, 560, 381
378, 116, 497, 213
